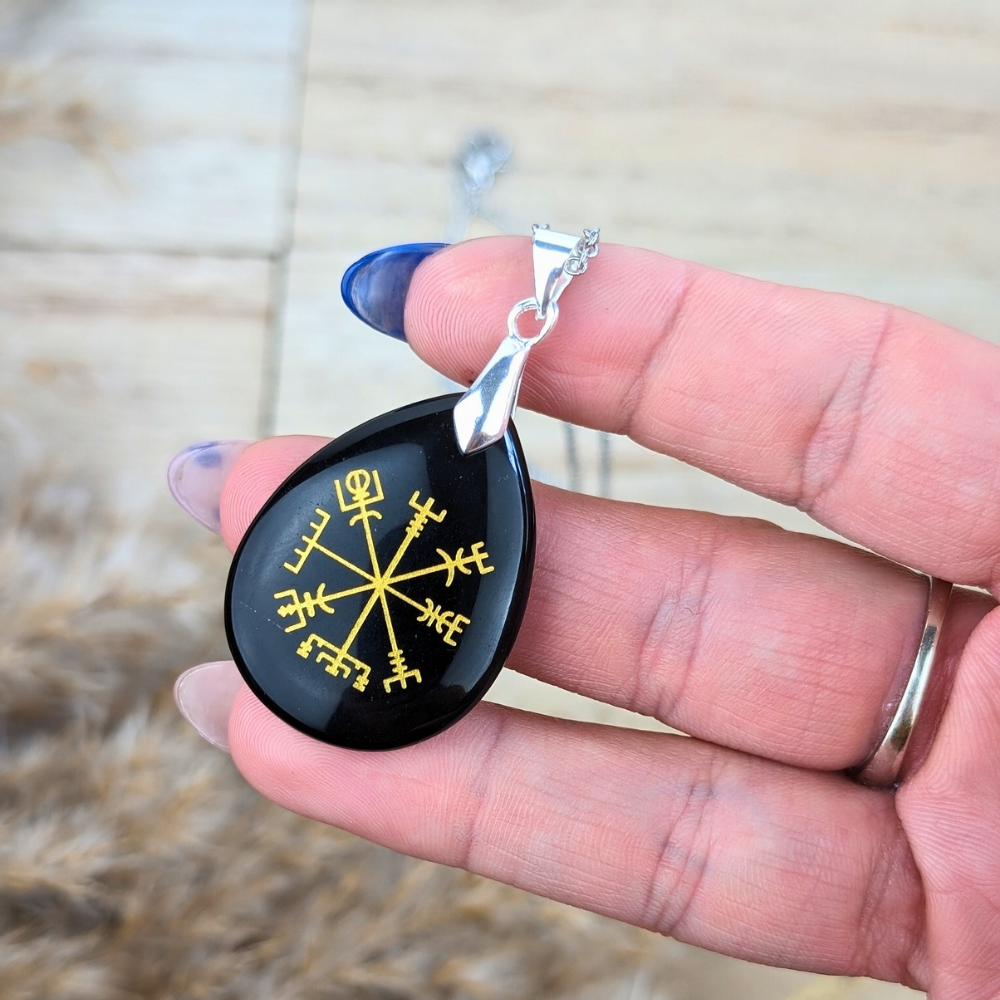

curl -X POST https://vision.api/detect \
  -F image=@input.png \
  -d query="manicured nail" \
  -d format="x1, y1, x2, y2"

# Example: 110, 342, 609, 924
341, 242, 447, 341
167, 440, 250, 533
174, 660, 243, 752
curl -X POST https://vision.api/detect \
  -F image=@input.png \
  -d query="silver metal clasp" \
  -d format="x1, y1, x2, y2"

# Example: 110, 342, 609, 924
453, 225, 599, 455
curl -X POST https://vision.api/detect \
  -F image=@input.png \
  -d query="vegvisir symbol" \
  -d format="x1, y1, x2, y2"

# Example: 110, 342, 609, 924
274, 467, 494, 695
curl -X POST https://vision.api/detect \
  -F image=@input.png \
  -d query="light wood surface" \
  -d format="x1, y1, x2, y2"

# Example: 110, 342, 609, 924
4, 0, 998, 995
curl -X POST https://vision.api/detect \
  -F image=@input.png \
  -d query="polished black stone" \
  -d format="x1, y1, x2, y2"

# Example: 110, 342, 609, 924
225, 394, 534, 751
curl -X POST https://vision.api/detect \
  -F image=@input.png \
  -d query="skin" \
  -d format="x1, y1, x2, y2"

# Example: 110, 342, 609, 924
218, 238, 1000, 998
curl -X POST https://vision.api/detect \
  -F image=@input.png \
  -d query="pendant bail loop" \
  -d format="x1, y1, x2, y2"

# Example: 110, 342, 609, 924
454, 225, 600, 456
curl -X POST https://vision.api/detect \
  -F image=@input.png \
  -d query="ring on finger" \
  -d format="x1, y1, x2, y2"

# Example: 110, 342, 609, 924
851, 575, 953, 789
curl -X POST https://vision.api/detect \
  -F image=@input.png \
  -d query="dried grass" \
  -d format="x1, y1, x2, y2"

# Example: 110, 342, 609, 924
0, 432, 689, 1000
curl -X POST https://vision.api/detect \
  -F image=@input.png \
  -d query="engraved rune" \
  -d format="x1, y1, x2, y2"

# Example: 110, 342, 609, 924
416, 599, 471, 646
383, 649, 421, 692
274, 584, 337, 631
296, 632, 371, 691
335, 468, 384, 526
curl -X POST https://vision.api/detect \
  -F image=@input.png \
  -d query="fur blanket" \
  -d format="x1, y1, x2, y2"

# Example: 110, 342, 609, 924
0, 434, 682, 1000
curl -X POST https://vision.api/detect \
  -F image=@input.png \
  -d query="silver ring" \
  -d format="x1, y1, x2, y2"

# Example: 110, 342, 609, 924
852, 576, 953, 789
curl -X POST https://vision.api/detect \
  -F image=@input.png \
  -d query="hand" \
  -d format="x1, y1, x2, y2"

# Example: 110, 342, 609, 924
172, 238, 1000, 998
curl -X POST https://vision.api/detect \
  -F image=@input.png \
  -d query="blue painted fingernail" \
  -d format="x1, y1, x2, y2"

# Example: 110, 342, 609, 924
341, 242, 447, 341
167, 440, 251, 534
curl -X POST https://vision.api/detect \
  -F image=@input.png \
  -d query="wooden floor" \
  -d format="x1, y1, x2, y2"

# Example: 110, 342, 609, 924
4, 1, 999, 996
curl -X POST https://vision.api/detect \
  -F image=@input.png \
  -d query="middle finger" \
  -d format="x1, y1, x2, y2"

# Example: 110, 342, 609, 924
512, 484, 991, 770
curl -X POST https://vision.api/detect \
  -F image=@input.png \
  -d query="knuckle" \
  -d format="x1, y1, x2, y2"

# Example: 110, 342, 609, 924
639, 752, 723, 934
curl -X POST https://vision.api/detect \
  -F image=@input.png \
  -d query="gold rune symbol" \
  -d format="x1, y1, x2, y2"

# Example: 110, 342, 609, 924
401, 491, 446, 543
335, 468, 384, 525
275, 466, 493, 695
284, 509, 331, 574
383, 648, 421, 692
274, 585, 337, 631
436, 543, 493, 586
417, 599, 471, 646
295, 633, 371, 691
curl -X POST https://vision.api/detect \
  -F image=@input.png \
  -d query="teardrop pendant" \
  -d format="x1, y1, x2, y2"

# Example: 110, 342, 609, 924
225, 395, 533, 750
224, 226, 599, 749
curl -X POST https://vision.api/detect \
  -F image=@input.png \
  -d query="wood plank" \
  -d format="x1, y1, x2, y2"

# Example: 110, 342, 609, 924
0, 0, 305, 252
0, 251, 270, 508
2, 0, 303, 58
296, 0, 1000, 283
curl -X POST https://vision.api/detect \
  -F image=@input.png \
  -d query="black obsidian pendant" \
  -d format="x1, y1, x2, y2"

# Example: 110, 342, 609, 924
225, 394, 534, 751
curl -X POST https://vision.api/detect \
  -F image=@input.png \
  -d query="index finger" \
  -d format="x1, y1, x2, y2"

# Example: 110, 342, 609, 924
406, 238, 1000, 589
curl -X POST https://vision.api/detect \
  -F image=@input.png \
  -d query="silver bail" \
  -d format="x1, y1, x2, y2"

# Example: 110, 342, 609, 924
453, 225, 599, 455
531, 224, 582, 318
453, 300, 559, 455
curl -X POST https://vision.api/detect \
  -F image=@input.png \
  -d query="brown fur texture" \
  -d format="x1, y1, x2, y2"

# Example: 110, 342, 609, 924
0, 430, 687, 1000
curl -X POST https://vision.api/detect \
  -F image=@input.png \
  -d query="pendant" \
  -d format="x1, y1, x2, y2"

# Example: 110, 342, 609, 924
225, 226, 599, 750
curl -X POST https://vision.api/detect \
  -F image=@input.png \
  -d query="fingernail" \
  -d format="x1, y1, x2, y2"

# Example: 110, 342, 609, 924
174, 660, 243, 752
167, 440, 250, 533
341, 242, 447, 341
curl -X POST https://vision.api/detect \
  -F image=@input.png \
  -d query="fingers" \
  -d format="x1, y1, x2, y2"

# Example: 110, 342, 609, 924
405, 238, 1000, 589
227, 693, 925, 986
220, 438, 995, 770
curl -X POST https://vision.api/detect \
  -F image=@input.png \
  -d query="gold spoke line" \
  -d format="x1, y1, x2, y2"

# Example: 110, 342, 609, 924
380, 517, 426, 582
364, 507, 396, 652
384, 560, 451, 586
320, 581, 377, 602
335, 589, 383, 663
384, 584, 430, 614
378, 591, 399, 652
359, 507, 383, 582
311, 541, 375, 581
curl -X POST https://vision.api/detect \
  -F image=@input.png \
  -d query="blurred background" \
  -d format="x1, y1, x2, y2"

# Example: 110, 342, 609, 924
1, 0, 997, 997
